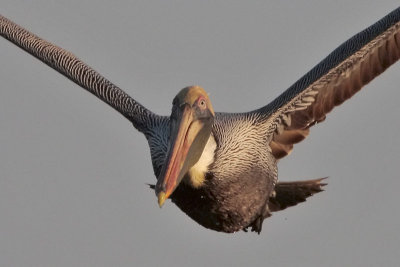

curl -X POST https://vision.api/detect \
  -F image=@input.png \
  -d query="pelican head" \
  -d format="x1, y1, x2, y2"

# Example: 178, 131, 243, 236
155, 86, 215, 207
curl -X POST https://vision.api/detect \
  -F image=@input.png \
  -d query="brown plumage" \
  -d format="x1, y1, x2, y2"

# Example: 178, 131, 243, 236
1, 7, 400, 234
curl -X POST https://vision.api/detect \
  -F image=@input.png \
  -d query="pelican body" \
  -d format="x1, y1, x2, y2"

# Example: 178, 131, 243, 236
1, 7, 400, 233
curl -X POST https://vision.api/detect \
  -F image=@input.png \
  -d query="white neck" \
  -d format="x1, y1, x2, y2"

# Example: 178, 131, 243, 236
184, 135, 217, 188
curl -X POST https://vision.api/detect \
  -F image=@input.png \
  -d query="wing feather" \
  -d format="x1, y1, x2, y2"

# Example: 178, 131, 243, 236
0, 14, 160, 132
253, 7, 400, 159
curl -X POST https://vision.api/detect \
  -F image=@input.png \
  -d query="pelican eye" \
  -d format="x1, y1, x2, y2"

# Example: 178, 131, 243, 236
198, 98, 207, 109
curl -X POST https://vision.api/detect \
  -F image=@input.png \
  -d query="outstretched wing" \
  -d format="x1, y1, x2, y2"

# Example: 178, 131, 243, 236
0, 14, 160, 132
252, 7, 400, 159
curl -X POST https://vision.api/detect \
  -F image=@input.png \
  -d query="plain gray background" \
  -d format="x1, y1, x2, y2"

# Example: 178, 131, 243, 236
1, 1, 399, 266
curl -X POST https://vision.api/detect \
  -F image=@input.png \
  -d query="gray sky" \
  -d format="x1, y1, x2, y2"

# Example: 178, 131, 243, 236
1, 1, 399, 266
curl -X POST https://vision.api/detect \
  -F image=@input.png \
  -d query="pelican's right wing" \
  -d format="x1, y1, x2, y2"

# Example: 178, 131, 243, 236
252, 7, 400, 159
0, 14, 160, 132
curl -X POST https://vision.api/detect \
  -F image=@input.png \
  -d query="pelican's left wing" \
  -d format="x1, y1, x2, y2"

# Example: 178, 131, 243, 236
252, 7, 400, 159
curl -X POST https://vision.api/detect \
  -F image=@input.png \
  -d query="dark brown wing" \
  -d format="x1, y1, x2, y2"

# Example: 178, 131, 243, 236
252, 7, 400, 159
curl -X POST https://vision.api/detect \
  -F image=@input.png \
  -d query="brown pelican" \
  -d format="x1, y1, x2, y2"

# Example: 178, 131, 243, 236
1, 7, 399, 234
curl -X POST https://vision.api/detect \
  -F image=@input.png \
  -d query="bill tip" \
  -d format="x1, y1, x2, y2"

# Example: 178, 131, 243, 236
158, 192, 167, 208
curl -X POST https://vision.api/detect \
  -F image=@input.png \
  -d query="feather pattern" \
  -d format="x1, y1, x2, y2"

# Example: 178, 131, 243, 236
251, 7, 400, 159
144, 113, 277, 232
0, 14, 161, 132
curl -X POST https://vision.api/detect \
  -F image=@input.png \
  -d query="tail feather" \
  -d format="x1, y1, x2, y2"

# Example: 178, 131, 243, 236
269, 177, 327, 212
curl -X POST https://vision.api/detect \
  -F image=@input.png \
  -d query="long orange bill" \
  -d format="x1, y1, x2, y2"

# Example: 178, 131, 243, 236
155, 105, 201, 207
